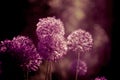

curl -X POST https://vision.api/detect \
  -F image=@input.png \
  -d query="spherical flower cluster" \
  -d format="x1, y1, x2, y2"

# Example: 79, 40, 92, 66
36, 17, 65, 39
9, 36, 42, 72
36, 17, 67, 61
67, 29, 93, 53
95, 76, 107, 80
37, 35, 67, 61
71, 60, 87, 76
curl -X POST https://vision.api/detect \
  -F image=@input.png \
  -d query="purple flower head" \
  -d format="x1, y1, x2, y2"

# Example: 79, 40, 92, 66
95, 76, 107, 80
36, 17, 65, 40
67, 29, 93, 53
37, 34, 67, 61
71, 60, 87, 76
0, 40, 12, 53
10, 36, 42, 72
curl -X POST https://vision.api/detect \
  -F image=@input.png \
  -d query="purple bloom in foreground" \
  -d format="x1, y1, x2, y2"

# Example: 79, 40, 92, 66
67, 29, 93, 53
37, 35, 67, 61
71, 60, 87, 76
36, 17, 67, 61
36, 17, 65, 39
95, 76, 107, 80
9, 36, 42, 72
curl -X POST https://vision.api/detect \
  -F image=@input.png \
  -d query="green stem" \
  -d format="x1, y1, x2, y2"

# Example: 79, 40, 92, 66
75, 52, 80, 80
49, 61, 52, 80
24, 71, 28, 80
26, 71, 28, 80
45, 61, 49, 80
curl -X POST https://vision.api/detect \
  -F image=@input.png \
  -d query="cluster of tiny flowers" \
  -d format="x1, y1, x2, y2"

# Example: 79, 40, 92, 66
36, 17, 65, 39
36, 17, 67, 61
1, 36, 42, 72
10, 36, 42, 71
94, 76, 107, 80
37, 35, 67, 61
71, 60, 87, 76
67, 29, 93, 53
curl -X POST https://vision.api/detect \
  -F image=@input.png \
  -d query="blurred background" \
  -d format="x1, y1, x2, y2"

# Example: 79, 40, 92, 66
0, 0, 114, 80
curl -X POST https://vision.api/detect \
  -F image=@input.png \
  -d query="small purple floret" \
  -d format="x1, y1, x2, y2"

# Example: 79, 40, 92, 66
95, 76, 107, 80
71, 60, 87, 76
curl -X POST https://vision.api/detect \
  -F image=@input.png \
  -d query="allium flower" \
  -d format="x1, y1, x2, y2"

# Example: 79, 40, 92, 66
37, 35, 67, 61
9, 36, 42, 72
95, 76, 107, 80
67, 29, 93, 53
36, 17, 65, 39
71, 60, 87, 76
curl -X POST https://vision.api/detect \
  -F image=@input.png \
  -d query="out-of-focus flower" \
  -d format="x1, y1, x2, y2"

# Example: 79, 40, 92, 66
71, 60, 87, 76
37, 34, 67, 61
8, 36, 42, 72
94, 76, 107, 80
0, 40, 12, 53
67, 29, 93, 53
36, 17, 65, 39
